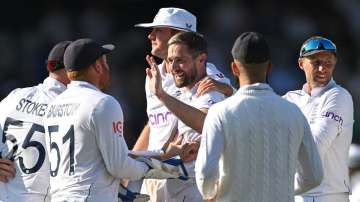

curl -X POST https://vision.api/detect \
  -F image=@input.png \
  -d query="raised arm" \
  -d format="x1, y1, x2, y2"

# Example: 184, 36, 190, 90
145, 55, 207, 134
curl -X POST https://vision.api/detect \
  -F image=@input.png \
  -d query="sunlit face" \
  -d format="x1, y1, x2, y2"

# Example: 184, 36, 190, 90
167, 43, 199, 88
299, 51, 336, 89
98, 55, 111, 91
147, 27, 174, 59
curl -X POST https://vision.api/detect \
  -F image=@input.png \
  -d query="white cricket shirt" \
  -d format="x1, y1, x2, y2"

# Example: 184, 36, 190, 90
164, 72, 229, 197
283, 79, 354, 196
195, 83, 324, 202
44, 81, 148, 202
0, 77, 66, 202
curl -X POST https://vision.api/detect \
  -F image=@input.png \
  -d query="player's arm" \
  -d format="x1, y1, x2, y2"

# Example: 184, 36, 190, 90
195, 107, 223, 200
146, 55, 207, 133
132, 122, 150, 151
0, 158, 16, 182
295, 115, 323, 195
0, 98, 16, 183
196, 77, 235, 97
309, 90, 353, 159
93, 97, 148, 180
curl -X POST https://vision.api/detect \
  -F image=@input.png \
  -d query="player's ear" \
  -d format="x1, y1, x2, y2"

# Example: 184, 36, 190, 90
298, 58, 305, 70
198, 53, 207, 65
93, 58, 103, 73
231, 61, 240, 77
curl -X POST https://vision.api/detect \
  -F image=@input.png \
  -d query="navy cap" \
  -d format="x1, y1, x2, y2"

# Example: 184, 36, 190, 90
231, 32, 270, 64
47, 41, 72, 72
64, 38, 115, 71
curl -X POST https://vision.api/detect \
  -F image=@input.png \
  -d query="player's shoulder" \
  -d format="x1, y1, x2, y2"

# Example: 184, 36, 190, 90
5, 86, 37, 100
326, 83, 352, 100
282, 89, 304, 102
94, 93, 122, 111
205, 62, 230, 84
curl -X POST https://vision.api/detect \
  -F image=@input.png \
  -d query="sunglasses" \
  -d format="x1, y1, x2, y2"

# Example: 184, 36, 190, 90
299, 38, 336, 57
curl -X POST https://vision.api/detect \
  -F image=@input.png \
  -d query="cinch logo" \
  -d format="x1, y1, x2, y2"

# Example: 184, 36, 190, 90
112, 121, 123, 135
322, 111, 343, 125
149, 111, 173, 126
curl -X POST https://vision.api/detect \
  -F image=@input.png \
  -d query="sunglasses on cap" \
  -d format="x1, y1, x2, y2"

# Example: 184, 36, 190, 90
299, 37, 336, 58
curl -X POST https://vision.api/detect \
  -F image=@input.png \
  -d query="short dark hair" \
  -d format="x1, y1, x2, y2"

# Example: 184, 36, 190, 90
168, 32, 207, 57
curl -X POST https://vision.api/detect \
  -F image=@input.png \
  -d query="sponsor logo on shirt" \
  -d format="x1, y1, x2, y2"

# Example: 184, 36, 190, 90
112, 121, 123, 135
322, 111, 343, 125
148, 111, 173, 127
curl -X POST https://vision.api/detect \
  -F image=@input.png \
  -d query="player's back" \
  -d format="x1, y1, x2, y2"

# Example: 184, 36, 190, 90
211, 84, 311, 202
44, 81, 123, 202
0, 77, 66, 202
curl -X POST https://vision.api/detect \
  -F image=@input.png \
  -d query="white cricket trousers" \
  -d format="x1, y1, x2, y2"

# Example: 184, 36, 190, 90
295, 193, 349, 202
141, 179, 166, 202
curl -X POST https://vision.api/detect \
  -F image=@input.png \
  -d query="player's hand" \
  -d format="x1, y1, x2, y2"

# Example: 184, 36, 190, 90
0, 158, 16, 182
196, 77, 233, 97
145, 55, 165, 98
161, 134, 184, 160
137, 157, 188, 180
180, 140, 200, 162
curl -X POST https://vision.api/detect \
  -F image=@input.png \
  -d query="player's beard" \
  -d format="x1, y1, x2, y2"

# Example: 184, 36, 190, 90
173, 64, 197, 88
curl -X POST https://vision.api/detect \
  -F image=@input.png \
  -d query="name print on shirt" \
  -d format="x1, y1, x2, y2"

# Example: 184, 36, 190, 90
46, 103, 80, 118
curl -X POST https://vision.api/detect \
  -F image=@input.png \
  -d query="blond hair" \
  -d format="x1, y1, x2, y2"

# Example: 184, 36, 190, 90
66, 68, 91, 81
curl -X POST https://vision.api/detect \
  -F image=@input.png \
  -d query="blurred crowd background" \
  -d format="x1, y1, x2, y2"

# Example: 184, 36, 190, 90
0, 0, 359, 147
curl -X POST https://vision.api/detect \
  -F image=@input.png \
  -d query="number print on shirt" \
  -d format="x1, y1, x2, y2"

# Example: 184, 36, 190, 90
48, 125, 75, 177
2, 117, 46, 174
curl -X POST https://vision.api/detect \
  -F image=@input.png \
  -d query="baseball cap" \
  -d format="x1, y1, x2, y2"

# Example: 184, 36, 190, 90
64, 38, 115, 71
231, 32, 270, 64
46, 41, 72, 72
299, 36, 336, 58
134, 7, 197, 32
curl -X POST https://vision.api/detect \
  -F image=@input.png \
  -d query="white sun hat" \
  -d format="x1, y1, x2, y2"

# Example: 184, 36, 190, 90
135, 7, 197, 32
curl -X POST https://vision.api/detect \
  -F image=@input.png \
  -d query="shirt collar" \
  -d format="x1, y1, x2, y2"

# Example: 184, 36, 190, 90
43, 77, 67, 92
302, 79, 336, 97
68, 80, 99, 91
236, 83, 273, 94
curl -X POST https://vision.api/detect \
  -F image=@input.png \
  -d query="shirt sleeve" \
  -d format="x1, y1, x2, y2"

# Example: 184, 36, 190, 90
206, 63, 231, 85
295, 114, 324, 194
92, 96, 148, 180
310, 89, 353, 158
195, 106, 224, 199
194, 91, 226, 110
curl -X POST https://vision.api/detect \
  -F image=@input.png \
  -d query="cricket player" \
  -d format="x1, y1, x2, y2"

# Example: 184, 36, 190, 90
0, 41, 71, 202
133, 8, 233, 201
44, 38, 184, 202
283, 36, 354, 202
195, 32, 324, 202
146, 31, 229, 202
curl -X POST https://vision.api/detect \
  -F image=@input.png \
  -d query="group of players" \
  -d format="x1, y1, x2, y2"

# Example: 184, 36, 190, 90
0, 7, 354, 202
